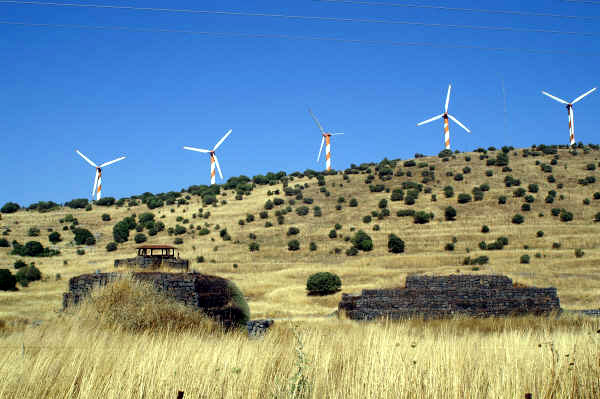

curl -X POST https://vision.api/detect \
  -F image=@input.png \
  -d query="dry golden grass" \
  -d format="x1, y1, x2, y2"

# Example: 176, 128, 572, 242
0, 296, 599, 399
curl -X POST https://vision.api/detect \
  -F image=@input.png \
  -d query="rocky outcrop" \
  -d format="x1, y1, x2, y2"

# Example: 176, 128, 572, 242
339, 274, 561, 321
62, 271, 249, 328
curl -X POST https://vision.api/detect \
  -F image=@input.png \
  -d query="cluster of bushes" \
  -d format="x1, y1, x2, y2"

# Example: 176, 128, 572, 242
463, 256, 489, 266
346, 230, 373, 256
11, 240, 60, 257
27, 201, 60, 212
478, 236, 509, 251
1, 202, 20, 214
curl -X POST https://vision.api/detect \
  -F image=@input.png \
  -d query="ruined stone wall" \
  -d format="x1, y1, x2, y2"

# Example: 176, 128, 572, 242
62, 272, 243, 327
113, 257, 189, 270
339, 274, 561, 321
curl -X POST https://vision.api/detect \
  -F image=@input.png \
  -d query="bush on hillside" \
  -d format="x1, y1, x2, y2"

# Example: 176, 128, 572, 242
134, 233, 147, 244
457, 193, 472, 204
0, 269, 17, 291
512, 214, 524, 224
413, 211, 432, 224
388, 234, 405, 254
349, 198, 358, 207
15, 264, 42, 286
249, 242, 260, 252
65, 198, 88, 209
11, 240, 59, 257
106, 242, 117, 252
96, 197, 115, 206
351, 230, 373, 252
306, 272, 342, 295
0, 238, 9, 247
288, 239, 300, 251
1, 202, 20, 214
48, 231, 61, 244
287, 227, 300, 236
72, 228, 95, 246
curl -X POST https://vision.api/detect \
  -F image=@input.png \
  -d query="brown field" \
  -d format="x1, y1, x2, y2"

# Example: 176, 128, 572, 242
1, 145, 600, 398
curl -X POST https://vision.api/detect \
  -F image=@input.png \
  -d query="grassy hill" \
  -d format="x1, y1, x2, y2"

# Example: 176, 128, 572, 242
1, 144, 600, 322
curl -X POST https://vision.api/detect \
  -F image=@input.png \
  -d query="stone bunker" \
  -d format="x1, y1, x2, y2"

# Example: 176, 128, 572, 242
63, 272, 249, 328
338, 274, 561, 320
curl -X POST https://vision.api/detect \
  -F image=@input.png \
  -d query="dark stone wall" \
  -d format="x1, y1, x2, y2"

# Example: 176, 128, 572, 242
339, 274, 561, 321
62, 272, 244, 328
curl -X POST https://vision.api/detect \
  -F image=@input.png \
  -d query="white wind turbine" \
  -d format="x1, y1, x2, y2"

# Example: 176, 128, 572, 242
309, 108, 343, 171
75, 150, 126, 201
416, 84, 471, 150
183, 129, 232, 185
541, 87, 596, 146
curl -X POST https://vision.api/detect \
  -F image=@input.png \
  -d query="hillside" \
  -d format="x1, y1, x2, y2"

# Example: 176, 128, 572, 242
1, 144, 600, 322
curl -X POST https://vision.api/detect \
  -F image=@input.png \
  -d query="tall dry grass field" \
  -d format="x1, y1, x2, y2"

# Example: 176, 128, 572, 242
1, 146, 600, 397
1, 278, 599, 399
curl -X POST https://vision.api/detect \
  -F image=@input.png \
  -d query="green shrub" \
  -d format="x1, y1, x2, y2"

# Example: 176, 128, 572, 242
14, 260, 27, 269
11, 240, 59, 257
397, 209, 415, 217
329, 230, 337, 239
48, 231, 61, 244
96, 197, 115, 206
498, 196, 507, 205
0, 269, 17, 291
528, 184, 539, 193
520, 254, 530, 264
512, 214, 524, 224
413, 211, 432, 224
306, 272, 341, 295
536, 230, 544, 238
352, 230, 373, 252
521, 203, 531, 212
524, 195, 535, 203
246, 214, 255, 223
287, 227, 300, 236
575, 248, 585, 258
309, 242, 317, 251
249, 242, 260, 252
386, 234, 404, 253
15, 264, 41, 286
362, 215, 372, 223
454, 173, 464, 181
481, 225, 489, 233
73, 228, 95, 245
134, 233, 147, 244
457, 193, 472, 204
27, 227, 40, 237
595, 212, 600, 222
288, 239, 300, 251
65, 198, 88, 209
101, 213, 111, 222
296, 206, 309, 216
346, 247, 359, 256
106, 242, 117, 252
551, 208, 561, 217
0, 238, 9, 247
174, 237, 184, 245
1, 202, 20, 214
378, 199, 388, 209
560, 210, 573, 222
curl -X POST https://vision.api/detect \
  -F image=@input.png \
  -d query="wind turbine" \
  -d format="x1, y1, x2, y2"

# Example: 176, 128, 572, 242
416, 84, 471, 150
75, 150, 126, 201
183, 129, 232, 185
541, 87, 596, 146
309, 108, 343, 171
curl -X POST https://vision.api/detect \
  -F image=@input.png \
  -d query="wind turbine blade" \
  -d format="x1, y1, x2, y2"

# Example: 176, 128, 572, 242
213, 154, 224, 180
213, 129, 232, 151
541, 91, 569, 105
448, 114, 471, 133
417, 114, 444, 126
317, 136, 325, 161
572, 87, 597, 104
308, 108, 326, 134
183, 146, 210, 153
76, 150, 97, 168
331, 133, 344, 136
92, 169, 99, 197
100, 156, 126, 168
445, 84, 452, 113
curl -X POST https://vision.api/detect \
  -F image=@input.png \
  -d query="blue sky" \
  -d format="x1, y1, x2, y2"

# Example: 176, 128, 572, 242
1, 0, 599, 206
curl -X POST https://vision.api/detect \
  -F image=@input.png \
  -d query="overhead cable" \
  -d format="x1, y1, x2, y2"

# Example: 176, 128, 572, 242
0, 1, 597, 37
312, 0, 598, 20
1, 20, 599, 56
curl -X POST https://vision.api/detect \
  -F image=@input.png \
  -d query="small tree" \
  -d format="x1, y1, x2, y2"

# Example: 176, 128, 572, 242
73, 228, 95, 245
512, 214, 524, 224
288, 239, 300, 251
48, 231, 62, 244
106, 242, 117, 252
306, 272, 341, 295
457, 193, 472, 204
0, 269, 17, 291
388, 234, 405, 253
351, 230, 373, 252
444, 206, 457, 221
134, 233, 147, 244
1, 202, 20, 214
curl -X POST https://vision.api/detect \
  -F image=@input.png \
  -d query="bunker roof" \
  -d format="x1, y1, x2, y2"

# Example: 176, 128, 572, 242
136, 245, 177, 250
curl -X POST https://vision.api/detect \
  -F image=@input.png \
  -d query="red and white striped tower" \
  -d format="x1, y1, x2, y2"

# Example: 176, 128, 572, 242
183, 129, 232, 186
443, 115, 450, 149
96, 168, 102, 200
542, 88, 596, 146
209, 152, 216, 185
76, 150, 125, 202
310, 108, 343, 171
324, 134, 332, 170
417, 84, 471, 150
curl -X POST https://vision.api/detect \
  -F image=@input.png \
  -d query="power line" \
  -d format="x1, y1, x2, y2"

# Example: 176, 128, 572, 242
1, 20, 599, 55
0, 1, 598, 37
312, 0, 599, 20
